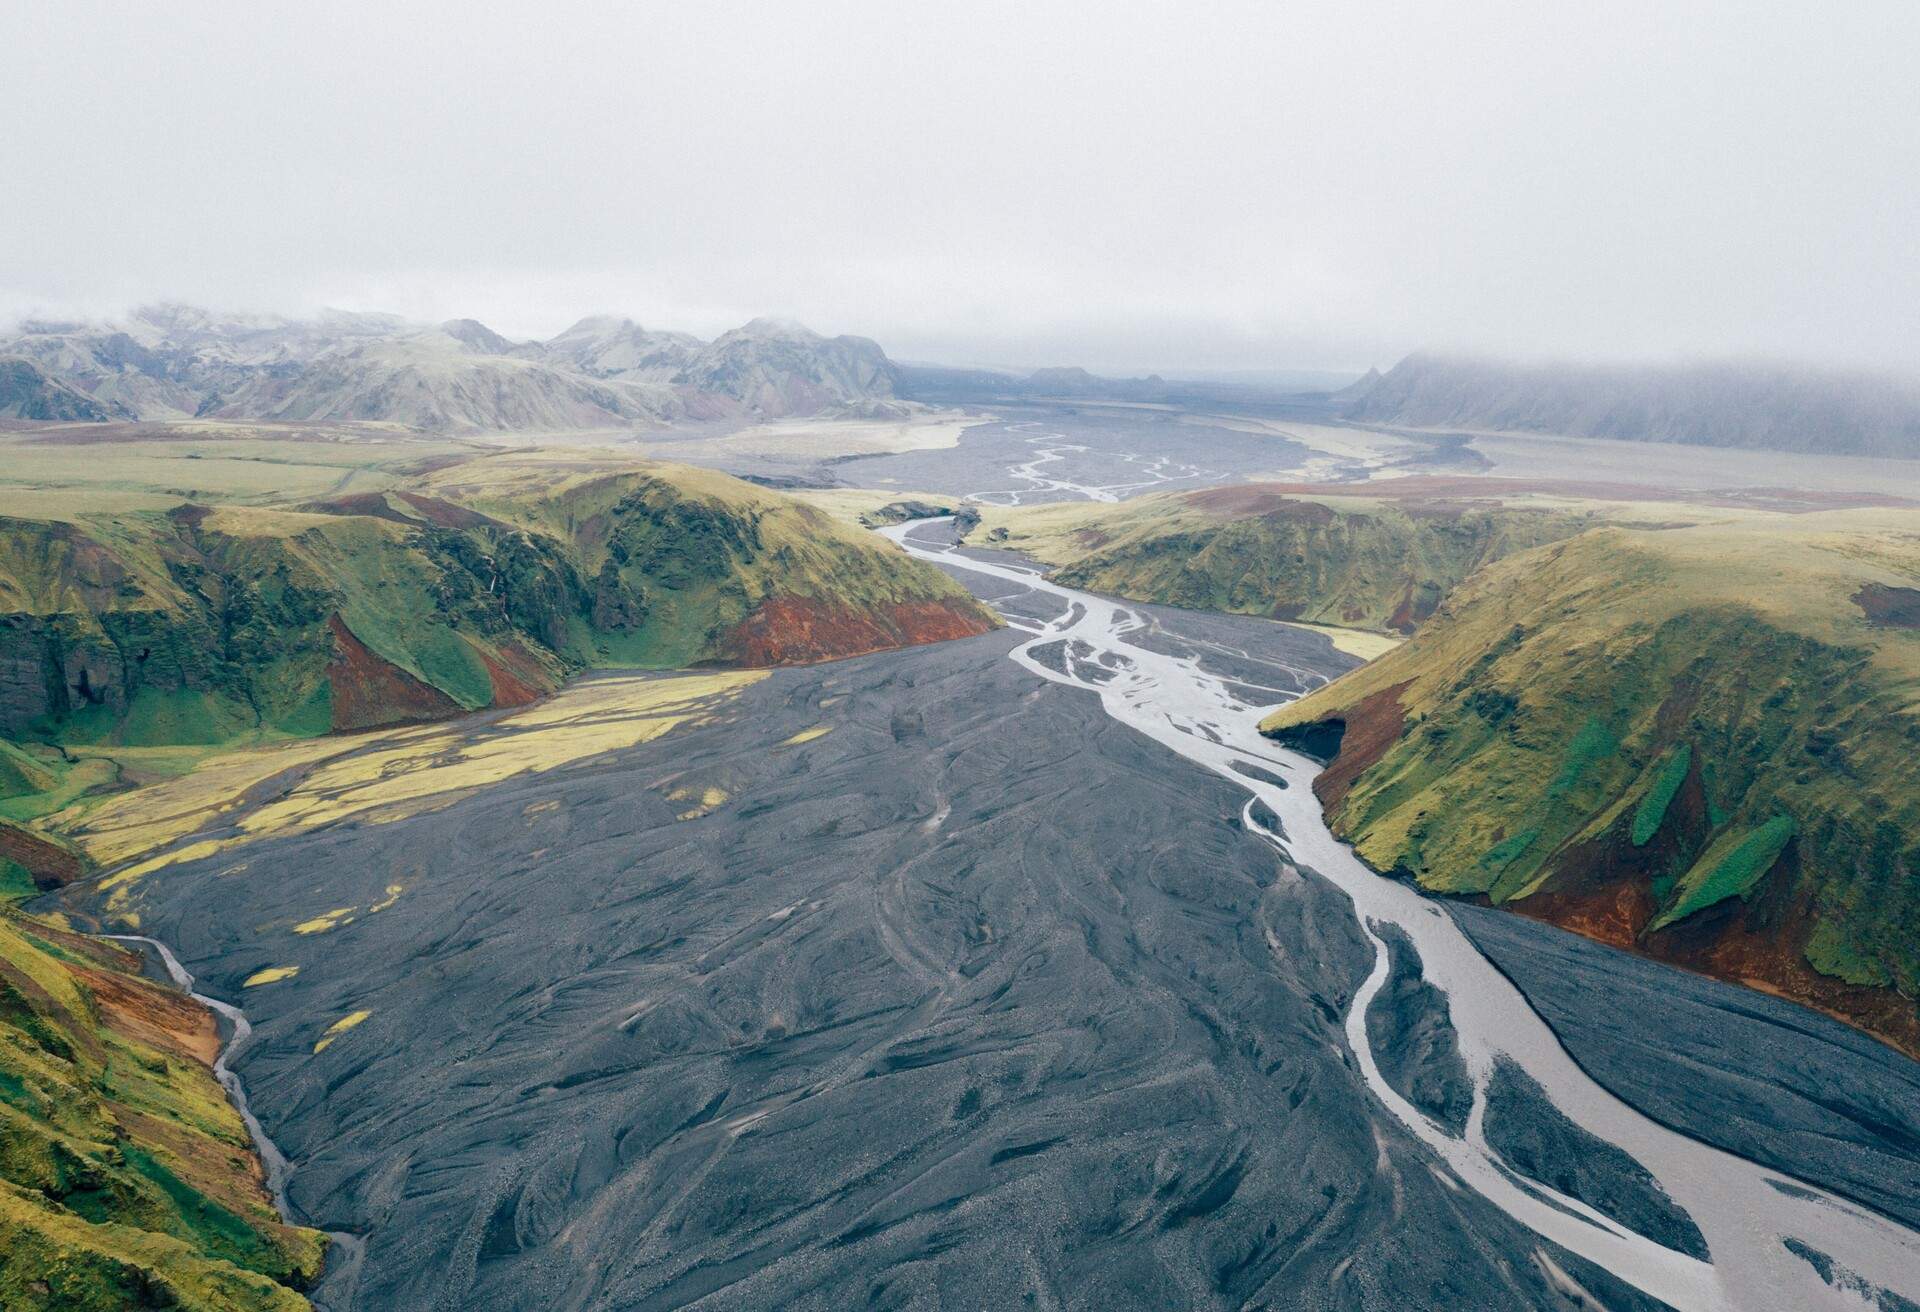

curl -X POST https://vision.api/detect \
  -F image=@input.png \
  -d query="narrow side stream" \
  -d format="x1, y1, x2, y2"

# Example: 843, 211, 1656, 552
107, 933, 367, 1306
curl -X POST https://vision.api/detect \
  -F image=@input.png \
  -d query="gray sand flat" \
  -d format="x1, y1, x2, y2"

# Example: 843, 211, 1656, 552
53, 551, 1920, 1311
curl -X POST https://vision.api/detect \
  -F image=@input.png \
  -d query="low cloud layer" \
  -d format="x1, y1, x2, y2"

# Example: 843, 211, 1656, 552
4, 1, 1916, 374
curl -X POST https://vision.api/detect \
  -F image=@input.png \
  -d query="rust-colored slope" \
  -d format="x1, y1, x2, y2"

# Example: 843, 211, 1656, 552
324, 615, 463, 732
717, 596, 995, 667
0, 819, 87, 888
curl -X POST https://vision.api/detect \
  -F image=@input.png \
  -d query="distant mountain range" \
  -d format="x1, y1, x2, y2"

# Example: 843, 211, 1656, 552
904, 352, 1920, 459
0, 305, 904, 432
11, 306, 1920, 457
1341, 353, 1920, 458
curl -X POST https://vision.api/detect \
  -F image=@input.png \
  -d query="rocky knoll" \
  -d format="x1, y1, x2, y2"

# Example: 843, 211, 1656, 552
0, 358, 114, 421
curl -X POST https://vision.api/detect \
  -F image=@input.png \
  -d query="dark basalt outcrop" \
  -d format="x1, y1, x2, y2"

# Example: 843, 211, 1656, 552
1855, 582, 1920, 628
859, 500, 981, 535
0, 819, 87, 888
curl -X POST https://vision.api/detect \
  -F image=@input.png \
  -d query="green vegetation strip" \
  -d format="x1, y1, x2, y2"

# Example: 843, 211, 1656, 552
1631, 744, 1692, 847
1653, 815, 1795, 929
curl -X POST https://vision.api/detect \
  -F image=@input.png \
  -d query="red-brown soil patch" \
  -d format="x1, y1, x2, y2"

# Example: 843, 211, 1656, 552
1506, 887, 1920, 1059
1190, 476, 1915, 515
0, 819, 87, 888
1264, 680, 1412, 813
392, 491, 503, 530
1504, 786, 1920, 1058
1182, 486, 1336, 520
77, 962, 221, 1066
717, 597, 995, 666
116, 1106, 275, 1213
1649, 849, 1920, 1060
1519, 747, 1710, 946
469, 637, 550, 708
1853, 582, 1920, 628
1520, 879, 1653, 950
1279, 681, 1920, 1054
1385, 583, 1441, 634
325, 614, 464, 731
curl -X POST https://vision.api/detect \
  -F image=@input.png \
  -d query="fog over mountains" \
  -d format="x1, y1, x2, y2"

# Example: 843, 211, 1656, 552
0, 305, 903, 431
5, 303, 1920, 458
1344, 354, 1920, 458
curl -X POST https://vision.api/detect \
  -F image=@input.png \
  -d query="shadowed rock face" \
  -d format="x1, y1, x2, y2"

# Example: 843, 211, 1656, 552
0, 356, 113, 420
72, 626, 1684, 1312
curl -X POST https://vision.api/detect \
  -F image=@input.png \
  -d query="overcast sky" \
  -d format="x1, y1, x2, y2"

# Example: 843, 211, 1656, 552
3, 2, 1916, 375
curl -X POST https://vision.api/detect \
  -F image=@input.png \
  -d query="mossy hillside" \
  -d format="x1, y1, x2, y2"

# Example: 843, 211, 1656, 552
0, 911, 324, 1308
1, 452, 989, 825
425, 456, 991, 667
0, 508, 530, 816
1261, 514, 1920, 1040
1631, 745, 1692, 847
974, 485, 1594, 633
190, 507, 513, 712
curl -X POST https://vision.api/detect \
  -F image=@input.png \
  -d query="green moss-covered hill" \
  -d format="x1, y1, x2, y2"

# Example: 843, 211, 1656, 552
0, 451, 991, 841
1260, 512, 1920, 1055
0, 911, 325, 1310
974, 480, 1595, 634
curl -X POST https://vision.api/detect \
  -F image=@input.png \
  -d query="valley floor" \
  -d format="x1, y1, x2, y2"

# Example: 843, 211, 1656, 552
45, 539, 1920, 1311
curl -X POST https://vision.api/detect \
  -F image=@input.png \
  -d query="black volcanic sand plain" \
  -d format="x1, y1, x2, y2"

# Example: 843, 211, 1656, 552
1455, 904, 1920, 1234
51, 553, 1920, 1311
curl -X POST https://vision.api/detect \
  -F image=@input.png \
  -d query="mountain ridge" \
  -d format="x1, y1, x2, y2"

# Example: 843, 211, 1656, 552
0, 306, 908, 434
